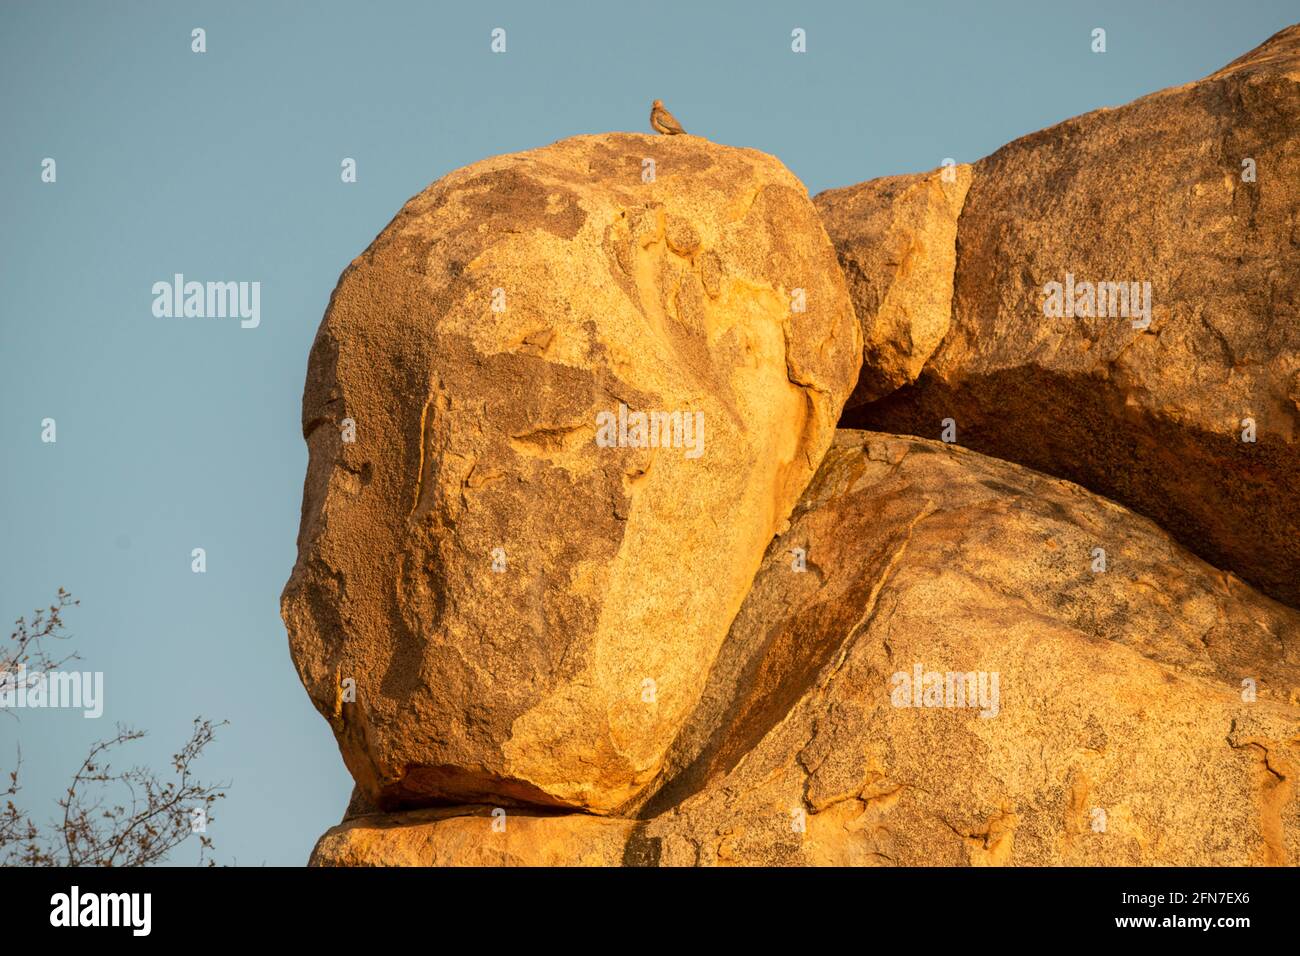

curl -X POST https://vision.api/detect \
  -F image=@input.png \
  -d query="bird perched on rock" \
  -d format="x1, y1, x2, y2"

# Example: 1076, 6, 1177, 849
650, 99, 686, 135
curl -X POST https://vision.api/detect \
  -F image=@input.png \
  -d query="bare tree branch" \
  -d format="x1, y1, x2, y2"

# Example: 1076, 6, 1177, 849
0, 592, 229, 866
2, 589, 80, 721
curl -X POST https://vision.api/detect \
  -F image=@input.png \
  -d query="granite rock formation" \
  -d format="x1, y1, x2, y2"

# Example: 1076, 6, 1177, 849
293, 25, 1300, 867
815, 164, 971, 408
312, 432, 1300, 866
836, 24, 1300, 608
281, 132, 860, 815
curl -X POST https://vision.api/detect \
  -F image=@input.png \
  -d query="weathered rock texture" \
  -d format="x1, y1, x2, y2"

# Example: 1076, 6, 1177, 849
312, 432, 1300, 866
282, 133, 861, 815
312, 805, 635, 867
814, 164, 971, 407
838, 24, 1300, 608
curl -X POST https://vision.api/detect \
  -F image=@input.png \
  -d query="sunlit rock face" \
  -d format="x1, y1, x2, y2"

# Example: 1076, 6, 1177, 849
282, 132, 860, 815
815, 164, 971, 407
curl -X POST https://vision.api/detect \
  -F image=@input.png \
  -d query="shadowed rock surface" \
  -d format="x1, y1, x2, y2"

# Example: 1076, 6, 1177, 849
837, 24, 1300, 608
281, 132, 861, 815
311, 432, 1300, 866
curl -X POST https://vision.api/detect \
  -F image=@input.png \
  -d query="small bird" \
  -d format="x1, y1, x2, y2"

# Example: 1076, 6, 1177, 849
650, 99, 686, 135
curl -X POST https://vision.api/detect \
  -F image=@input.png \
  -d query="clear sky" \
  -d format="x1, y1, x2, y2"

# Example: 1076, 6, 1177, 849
2, 0, 1295, 866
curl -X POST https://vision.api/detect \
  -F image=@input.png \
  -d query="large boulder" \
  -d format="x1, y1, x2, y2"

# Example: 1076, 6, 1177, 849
814, 165, 971, 407
839, 24, 1300, 608
310, 432, 1300, 866
281, 133, 861, 814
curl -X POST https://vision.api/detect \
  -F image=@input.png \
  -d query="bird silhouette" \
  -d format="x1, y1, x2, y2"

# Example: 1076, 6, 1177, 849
650, 99, 686, 135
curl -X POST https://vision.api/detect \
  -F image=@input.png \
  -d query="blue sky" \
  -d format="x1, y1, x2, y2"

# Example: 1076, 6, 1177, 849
2, 0, 1295, 865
